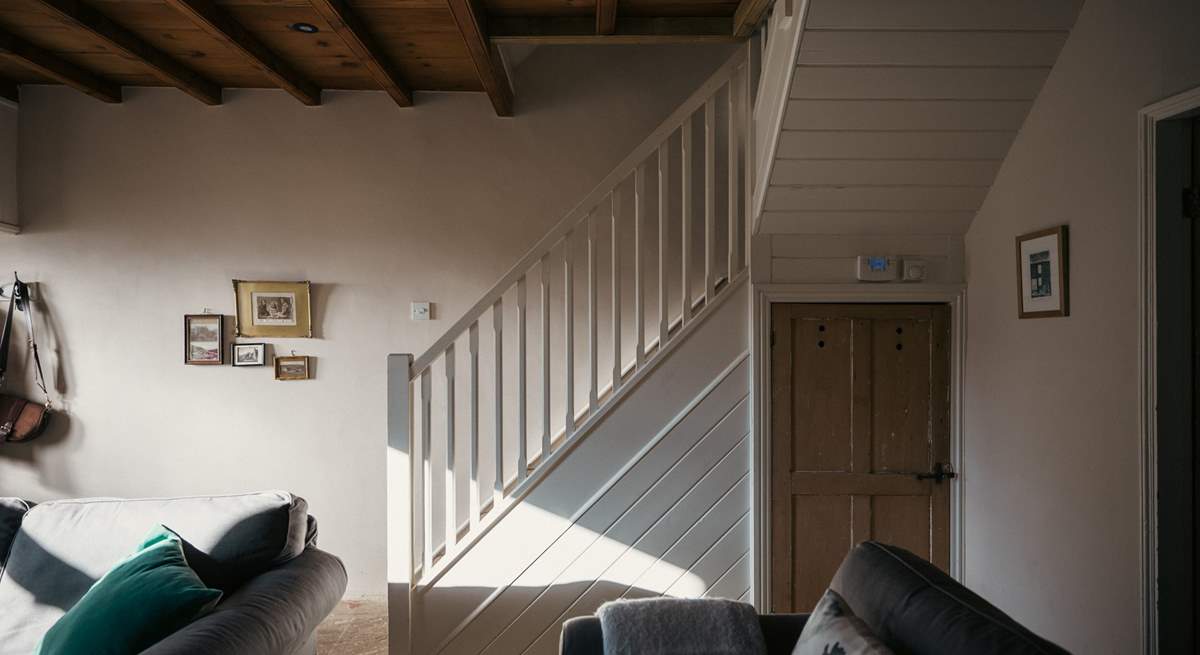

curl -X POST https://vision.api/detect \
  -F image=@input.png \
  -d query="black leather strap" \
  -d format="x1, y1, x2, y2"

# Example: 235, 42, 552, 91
0, 278, 14, 386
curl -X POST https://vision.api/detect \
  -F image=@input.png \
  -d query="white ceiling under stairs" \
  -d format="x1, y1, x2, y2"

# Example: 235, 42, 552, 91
756, 0, 1085, 236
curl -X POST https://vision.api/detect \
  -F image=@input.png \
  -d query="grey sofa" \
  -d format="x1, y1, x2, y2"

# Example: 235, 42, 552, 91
0, 491, 347, 655
561, 541, 1069, 655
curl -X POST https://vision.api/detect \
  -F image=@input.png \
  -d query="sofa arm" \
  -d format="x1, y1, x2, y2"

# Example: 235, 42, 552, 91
141, 548, 348, 655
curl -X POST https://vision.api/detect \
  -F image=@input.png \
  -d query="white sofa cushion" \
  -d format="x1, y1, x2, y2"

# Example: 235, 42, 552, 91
0, 491, 307, 654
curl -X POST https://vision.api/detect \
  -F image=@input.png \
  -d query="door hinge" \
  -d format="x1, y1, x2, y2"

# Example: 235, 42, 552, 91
1185, 186, 1200, 220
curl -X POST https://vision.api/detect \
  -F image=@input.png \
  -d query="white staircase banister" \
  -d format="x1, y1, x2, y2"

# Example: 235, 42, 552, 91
409, 48, 749, 380
402, 44, 755, 606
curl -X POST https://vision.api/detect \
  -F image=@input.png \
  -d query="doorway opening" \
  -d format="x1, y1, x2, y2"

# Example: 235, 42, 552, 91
1153, 108, 1200, 655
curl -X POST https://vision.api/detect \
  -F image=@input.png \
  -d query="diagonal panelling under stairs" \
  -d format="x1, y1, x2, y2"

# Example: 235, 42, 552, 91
409, 282, 753, 655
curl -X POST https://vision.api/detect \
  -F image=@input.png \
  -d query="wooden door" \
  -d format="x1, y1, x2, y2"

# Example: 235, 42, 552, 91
770, 304, 951, 613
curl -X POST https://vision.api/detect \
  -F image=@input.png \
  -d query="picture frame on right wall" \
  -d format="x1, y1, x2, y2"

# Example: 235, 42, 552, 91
1015, 225, 1069, 319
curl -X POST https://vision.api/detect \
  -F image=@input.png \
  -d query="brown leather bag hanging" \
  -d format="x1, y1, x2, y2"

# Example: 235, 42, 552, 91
0, 275, 51, 443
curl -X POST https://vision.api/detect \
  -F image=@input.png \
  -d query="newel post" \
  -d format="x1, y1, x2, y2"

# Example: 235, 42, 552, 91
386, 353, 413, 655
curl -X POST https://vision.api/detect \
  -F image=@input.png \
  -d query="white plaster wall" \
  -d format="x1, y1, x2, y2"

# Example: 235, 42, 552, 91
0, 103, 15, 226
0, 44, 733, 598
963, 0, 1200, 651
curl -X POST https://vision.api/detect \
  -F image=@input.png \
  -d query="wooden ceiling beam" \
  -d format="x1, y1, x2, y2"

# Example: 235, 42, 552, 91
596, 0, 618, 34
308, 0, 412, 107
0, 79, 17, 104
34, 0, 222, 106
732, 0, 772, 37
490, 17, 738, 45
447, 0, 513, 116
162, 0, 321, 106
0, 28, 120, 103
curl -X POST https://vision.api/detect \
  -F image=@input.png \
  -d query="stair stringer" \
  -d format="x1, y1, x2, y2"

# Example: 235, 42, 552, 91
411, 282, 752, 654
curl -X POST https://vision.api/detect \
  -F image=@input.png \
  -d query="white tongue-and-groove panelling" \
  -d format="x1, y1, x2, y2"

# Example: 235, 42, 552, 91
752, 0, 1084, 284
409, 283, 752, 655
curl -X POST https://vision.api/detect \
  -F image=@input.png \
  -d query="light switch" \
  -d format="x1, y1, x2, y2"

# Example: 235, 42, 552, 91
411, 301, 431, 321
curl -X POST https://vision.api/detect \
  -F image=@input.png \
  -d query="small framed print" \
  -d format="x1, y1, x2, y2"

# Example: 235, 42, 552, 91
1016, 226, 1069, 319
232, 343, 266, 367
274, 355, 311, 381
184, 314, 224, 365
233, 280, 312, 338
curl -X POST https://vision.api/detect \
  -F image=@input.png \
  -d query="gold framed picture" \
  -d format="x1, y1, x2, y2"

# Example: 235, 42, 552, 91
184, 314, 224, 365
233, 280, 312, 338
1015, 226, 1069, 319
275, 355, 311, 381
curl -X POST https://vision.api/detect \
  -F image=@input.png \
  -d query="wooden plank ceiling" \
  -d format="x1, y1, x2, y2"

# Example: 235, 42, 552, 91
759, 0, 1085, 235
0, 0, 765, 116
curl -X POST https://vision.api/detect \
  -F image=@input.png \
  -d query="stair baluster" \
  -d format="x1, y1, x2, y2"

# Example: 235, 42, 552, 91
405, 50, 752, 589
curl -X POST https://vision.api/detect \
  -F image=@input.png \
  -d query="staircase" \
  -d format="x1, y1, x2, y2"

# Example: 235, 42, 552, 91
389, 46, 756, 654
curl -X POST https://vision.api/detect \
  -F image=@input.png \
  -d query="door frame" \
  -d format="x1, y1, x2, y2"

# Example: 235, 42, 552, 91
1137, 83, 1200, 655
750, 282, 967, 610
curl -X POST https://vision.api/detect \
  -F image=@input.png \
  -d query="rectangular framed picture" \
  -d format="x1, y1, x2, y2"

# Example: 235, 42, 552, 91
233, 280, 312, 338
274, 355, 311, 381
232, 343, 266, 367
1015, 226, 1069, 319
184, 314, 224, 365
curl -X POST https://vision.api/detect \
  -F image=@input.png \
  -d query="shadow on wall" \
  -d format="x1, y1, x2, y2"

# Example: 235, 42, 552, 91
510, 43, 737, 127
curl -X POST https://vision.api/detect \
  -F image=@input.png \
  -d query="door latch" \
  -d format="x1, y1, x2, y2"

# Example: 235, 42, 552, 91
915, 462, 957, 484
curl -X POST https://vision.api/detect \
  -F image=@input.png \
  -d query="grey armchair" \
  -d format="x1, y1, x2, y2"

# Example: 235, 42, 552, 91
0, 492, 347, 655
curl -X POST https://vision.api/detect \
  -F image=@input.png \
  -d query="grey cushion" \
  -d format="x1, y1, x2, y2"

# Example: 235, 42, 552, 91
831, 542, 1068, 655
141, 547, 346, 655
596, 598, 767, 654
0, 491, 308, 654
791, 589, 892, 655
0, 498, 31, 579
560, 614, 810, 655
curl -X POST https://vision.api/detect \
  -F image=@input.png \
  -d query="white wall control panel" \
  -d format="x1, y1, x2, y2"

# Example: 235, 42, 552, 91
856, 255, 899, 282
903, 258, 928, 282
411, 301, 431, 321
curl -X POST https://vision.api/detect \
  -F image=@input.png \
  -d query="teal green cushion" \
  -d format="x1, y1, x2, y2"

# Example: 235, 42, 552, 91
36, 525, 223, 655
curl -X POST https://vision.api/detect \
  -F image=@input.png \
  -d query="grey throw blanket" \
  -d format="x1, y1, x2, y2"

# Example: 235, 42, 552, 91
597, 598, 768, 655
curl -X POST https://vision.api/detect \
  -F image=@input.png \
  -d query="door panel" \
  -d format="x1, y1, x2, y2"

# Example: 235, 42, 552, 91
790, 316, 853, 472
790, 495, 852, 611
771, 304, 952, 613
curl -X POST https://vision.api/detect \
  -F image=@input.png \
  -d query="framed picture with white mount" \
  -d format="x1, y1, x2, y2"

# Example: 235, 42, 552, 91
1015, 226, 1069, 319
232, 343, 267, 367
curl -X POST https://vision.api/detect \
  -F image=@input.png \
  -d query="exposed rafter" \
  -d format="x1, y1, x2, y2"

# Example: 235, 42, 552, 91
0, 28, 121, 103
596, 0, 618, 35
446, 0, 513, 116
0, 78, 17, 104
732, 0, 772, 37
491, 17, 737, 44
308, 0, 412, 107
34, 0, 222, 105
162, 0, 321, 106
